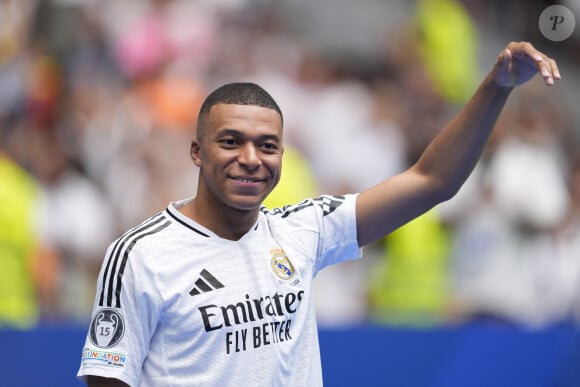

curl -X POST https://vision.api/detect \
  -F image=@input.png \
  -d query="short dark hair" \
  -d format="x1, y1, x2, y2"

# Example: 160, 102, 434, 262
196, 82, 283, 137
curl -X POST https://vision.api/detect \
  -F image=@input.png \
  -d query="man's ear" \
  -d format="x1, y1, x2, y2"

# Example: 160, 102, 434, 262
190, 139, 202, 167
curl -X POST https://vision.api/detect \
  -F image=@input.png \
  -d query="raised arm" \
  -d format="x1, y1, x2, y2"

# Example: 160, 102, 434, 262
356, 41, 560, 246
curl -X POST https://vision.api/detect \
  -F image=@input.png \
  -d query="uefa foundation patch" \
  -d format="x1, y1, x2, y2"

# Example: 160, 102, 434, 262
82, 348, 127, 367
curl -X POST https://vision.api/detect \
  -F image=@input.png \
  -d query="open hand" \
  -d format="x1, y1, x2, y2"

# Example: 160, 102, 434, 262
493, 41, 561, 88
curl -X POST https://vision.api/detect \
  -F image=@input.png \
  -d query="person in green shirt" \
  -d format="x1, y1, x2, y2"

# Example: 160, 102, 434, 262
0, 149, 42, 328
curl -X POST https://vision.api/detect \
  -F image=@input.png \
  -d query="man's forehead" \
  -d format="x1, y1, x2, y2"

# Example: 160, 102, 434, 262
208, 103, 283, 125
210, 103, 280, 114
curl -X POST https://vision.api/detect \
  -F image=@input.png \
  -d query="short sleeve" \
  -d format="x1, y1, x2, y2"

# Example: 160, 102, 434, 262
77, 241, 159, 386
313, 194, 362, 273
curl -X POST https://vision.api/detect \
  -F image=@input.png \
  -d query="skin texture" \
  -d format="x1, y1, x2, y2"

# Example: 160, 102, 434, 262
86, 41, 560, 387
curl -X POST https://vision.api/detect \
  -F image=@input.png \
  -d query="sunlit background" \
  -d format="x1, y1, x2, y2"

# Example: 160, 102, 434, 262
1, 0, 579, 385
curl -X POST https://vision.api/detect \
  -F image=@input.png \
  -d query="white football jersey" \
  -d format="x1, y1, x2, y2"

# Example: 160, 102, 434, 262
77, 194, 361, 386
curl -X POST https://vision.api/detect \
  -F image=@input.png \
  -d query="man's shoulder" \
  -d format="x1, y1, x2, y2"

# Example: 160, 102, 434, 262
261, 195, 352, 219
109, 212, 175, 252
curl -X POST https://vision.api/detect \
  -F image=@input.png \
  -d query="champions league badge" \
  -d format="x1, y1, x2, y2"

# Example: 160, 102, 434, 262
270, 248, 295, 280
89, 308, 125, 349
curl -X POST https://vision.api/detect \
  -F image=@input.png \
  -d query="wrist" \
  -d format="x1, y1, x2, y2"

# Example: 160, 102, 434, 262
484, 71, 515, 94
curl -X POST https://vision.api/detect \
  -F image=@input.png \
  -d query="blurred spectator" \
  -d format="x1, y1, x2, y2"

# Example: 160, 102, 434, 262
486, 85, 569, 233
413, 0, 479, 104
369, 210, 452, 326
0, 123, 50, 329
561, 159, 580, 323
110, 0, 219, 80
29, 128, 116, 323
444, 80, 574, 327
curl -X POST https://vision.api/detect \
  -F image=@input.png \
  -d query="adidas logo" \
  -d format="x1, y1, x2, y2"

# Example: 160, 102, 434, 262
189, 269, 225, 296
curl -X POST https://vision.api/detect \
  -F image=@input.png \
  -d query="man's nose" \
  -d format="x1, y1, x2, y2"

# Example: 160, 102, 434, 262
238, 143, 261, 168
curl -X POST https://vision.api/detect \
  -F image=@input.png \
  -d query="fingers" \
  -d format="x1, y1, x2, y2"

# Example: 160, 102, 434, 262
535, 54, 558, 85
538, 55, 561, 86
497, 48, 518, 87
548, 57, 561, 81
499, 48, 512, 66
507, 41, 561, 86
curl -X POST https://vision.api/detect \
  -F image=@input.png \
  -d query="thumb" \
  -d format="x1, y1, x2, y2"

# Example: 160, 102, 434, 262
495, 48, 517, 87
499, 48, 512, 69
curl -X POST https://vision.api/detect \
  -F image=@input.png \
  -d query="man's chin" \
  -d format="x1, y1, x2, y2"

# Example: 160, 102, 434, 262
228, 196, 266, 212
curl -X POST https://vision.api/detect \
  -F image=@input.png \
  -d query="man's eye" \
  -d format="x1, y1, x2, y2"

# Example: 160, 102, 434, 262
261, 142, 279, 151
220, 138, 238, 147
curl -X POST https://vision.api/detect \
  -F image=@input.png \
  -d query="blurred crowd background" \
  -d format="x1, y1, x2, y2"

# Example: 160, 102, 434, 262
1, 0, 580, 330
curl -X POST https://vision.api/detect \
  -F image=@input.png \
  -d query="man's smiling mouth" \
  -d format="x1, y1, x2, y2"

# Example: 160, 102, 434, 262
231, 176, 265, 184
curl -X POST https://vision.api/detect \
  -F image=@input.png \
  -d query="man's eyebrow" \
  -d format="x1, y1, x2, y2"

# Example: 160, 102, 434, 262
217, 128, 281, 142
216, 128, 243, 137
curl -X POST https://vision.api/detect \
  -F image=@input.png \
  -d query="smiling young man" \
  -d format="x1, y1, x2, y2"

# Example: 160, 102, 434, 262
183, 101, 284, 240
78, 42, 560, 386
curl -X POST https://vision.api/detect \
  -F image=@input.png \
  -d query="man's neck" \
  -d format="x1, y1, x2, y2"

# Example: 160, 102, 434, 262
180, 198, 259, 241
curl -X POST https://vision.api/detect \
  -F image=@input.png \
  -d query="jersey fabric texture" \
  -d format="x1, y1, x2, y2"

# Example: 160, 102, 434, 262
77, 194, 361, 386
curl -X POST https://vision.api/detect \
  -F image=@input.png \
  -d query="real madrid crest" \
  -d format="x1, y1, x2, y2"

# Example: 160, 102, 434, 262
270, 248, 295, 280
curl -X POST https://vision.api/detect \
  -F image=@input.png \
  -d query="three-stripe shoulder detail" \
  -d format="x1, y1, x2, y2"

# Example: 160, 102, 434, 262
98, 214, 171, 308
